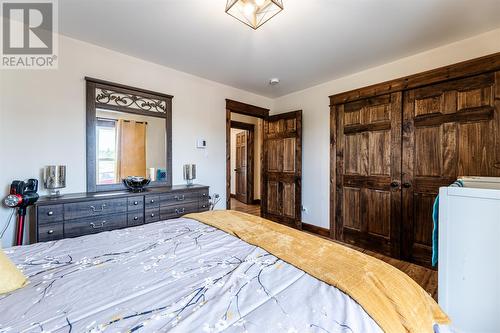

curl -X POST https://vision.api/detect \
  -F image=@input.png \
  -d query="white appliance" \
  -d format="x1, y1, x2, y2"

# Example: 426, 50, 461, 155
438, 177, 500, 333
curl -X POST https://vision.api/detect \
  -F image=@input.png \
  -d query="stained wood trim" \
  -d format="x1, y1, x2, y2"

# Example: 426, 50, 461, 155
329, 52, 500, 105
226, 99, 270, 119
85, 77, 174, 99
246, 129, 255, 205
302, 223, 330, 238
329, 105, 337, 239
231, 120, 255, 131
226, 109, 232, 209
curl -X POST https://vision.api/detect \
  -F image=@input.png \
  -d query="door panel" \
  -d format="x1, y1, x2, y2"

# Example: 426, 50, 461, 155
235, 131, 248, 203
402, 72, 500, 267
336, 92, 402, 257
262, 111, 302, 228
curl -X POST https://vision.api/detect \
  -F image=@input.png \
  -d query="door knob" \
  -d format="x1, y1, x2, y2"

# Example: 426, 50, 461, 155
390, 181, 400, 188
403, 182, 412, 188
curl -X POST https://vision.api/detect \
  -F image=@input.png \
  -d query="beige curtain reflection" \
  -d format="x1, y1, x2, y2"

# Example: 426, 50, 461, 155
116, 120, 146, 180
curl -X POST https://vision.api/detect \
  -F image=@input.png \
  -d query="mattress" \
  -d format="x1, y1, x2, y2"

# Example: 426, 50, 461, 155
0, 217, 382, 332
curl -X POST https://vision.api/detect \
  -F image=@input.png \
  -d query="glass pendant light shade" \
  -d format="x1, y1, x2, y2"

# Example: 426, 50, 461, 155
225, 0, 284, 30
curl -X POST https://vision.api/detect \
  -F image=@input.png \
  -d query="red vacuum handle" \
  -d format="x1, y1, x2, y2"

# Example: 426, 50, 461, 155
16, 214, 25, 246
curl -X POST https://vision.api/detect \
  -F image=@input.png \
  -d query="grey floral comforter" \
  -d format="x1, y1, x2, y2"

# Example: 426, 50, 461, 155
0, 217, 382, 333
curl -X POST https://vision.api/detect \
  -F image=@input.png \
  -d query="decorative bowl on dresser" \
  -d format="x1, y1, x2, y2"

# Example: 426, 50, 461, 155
35, 185, 209, 243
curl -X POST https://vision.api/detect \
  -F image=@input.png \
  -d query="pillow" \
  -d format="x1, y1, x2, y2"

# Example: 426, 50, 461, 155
0, 248, 27, 294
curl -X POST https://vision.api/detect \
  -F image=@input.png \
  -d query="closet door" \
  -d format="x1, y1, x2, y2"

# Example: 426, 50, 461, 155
402, 72, 500, 267
336, 92, 402, 257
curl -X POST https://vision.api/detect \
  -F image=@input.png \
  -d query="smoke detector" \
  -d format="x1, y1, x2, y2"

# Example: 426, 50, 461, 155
269, 78, 280, 86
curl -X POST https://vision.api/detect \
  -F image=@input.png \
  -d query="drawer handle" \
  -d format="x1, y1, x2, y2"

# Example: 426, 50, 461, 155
150, 213, 155, 217
150, 199, 155, 203
47, 211, 54, 216
90, 204, 107, 212
201, 204, 207, 208
175, 208, 185, 214
90, 221, 106, 229
174, 195, 185, 201
47, 229, 54, 235
133, 216, 139, 221
133, 201, 139, 205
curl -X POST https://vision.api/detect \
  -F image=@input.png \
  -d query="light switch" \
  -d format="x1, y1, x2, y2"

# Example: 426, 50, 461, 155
197, 138, 207, 149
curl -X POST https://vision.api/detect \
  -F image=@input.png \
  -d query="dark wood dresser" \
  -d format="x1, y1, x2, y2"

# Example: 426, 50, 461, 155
35, 185, 209, 243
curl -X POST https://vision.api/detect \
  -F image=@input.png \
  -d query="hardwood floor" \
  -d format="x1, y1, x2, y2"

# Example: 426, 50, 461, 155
231, 198, 261, 216
230, 197, 438, 300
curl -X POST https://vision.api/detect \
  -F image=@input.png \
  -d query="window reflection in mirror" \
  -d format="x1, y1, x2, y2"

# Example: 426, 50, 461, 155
96, 109, 167, 185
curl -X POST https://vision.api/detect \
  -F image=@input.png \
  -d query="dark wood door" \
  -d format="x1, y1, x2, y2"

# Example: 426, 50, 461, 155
262, 111, 302, 228
402, 72, 500, 266
335, 92, 402, 258
235, 131, 248, 203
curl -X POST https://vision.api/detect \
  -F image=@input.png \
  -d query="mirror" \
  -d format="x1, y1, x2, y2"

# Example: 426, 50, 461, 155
96, 109, 167, 185
86, 77, 172, 192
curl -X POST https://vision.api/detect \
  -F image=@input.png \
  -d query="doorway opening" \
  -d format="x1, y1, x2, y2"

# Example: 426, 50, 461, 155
226, 99, 269, 216
226, 99, 303, 228
229, 116, 262, 216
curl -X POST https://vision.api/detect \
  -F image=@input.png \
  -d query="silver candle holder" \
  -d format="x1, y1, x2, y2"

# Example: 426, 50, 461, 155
43, 165, 66, 197
183, 164, 196, 186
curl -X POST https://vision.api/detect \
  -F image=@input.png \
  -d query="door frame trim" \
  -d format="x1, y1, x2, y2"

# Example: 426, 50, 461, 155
231, 121, 255, 205
226, 100, 269, 209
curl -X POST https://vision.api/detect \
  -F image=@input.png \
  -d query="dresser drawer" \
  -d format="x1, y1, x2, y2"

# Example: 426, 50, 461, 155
160, 202, 199, 220
38, 223, 64, 242
160, 191, 199, 206
64, 213, 127, 238
199, 190, 209, 201
127, 196, 144, 211
199, 201, 209, 210
145, 208, 160, 224
64, 198, 128, 220
145, 195, 160, 208
38, 205, 64, 224
127, 212, 144, 227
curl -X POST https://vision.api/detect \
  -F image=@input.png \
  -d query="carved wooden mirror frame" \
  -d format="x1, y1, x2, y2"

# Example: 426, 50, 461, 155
85, 77, 173, 192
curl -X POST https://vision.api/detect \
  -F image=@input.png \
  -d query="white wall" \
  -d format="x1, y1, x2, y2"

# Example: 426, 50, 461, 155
0, 34, 272, 247
273, 27, 500, 229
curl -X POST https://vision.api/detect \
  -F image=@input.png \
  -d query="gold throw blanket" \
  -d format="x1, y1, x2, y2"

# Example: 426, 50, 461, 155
185, 210, 450, 333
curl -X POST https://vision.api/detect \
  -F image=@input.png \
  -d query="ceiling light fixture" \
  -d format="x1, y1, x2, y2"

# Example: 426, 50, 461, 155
269, 78, 280, 86
225, 0, 284, 30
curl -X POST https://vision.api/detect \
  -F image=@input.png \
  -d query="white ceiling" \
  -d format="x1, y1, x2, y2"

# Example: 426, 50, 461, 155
59, 0, 500, 98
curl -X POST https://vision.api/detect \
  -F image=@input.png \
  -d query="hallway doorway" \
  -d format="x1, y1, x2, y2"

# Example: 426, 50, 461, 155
229, 115, 262, 207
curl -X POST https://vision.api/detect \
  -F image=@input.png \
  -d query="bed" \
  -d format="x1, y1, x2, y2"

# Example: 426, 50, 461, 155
0, 211, 449, 333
